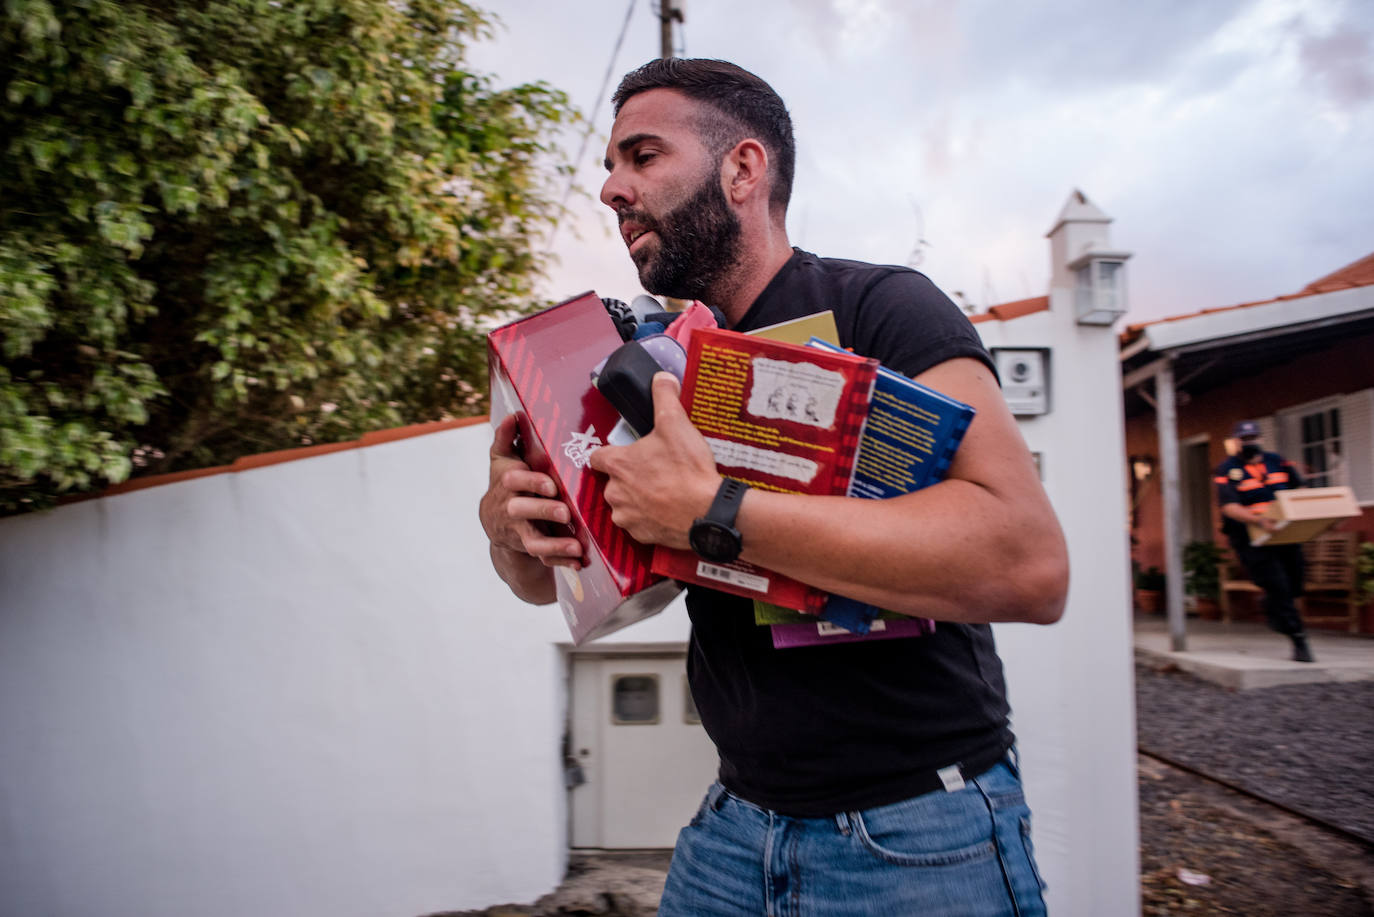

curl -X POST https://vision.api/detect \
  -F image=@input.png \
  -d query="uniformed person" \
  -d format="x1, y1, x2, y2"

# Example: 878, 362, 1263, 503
1214, 420, 1313, 662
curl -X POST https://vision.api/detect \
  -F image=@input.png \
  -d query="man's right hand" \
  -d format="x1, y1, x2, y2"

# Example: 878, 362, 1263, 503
479, 414, 584, 603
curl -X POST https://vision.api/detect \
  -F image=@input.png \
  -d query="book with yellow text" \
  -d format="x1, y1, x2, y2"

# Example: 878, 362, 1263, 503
650, 327, 878, 612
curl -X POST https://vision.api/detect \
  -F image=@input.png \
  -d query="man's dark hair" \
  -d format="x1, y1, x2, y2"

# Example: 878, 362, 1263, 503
612, 59, 795, 216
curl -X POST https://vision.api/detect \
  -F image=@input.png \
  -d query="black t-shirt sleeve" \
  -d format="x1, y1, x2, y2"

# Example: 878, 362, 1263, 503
845, 270, 997, 381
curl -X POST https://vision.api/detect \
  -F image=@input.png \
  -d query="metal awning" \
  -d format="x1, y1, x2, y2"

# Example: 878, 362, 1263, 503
1124, 306, 1374, 418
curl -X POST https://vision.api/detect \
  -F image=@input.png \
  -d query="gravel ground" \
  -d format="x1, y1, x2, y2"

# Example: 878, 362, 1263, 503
1138, 751, 1373, 915
1134, 658, 1374, 843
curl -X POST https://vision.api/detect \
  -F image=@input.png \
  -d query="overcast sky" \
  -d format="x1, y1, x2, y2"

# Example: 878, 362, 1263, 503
469, 0, 1374, 325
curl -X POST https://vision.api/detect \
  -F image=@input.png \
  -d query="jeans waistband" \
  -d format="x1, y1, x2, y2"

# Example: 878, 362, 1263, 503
712, 745, 1017, 818
885, 743, 1014, 799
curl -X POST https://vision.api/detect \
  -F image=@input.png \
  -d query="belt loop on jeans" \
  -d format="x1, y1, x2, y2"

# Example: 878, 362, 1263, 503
707, 782, 729, 812
834, 811, 852, 836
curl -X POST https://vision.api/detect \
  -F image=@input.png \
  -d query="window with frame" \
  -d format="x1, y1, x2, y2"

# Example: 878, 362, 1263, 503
611, 674, 660, 725
1298, 405, 1341, 488
1276, 389, 1374, 502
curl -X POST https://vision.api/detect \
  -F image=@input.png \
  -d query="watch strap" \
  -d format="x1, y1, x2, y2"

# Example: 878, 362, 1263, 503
705, 477, 748, 528
689, 478, 748, 563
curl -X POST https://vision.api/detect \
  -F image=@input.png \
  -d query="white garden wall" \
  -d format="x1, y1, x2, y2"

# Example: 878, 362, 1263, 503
0, 423, 571, 917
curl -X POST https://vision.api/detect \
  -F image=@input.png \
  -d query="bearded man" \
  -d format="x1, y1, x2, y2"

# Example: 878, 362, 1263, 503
479, 59, 1068, 916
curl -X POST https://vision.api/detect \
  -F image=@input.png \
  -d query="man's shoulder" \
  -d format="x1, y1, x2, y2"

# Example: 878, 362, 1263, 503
757, 248, 982, 378
801, 251, 939, 292
789, 251, 956, 320
806, 251, 907, 275
1215, 456, 1242, 475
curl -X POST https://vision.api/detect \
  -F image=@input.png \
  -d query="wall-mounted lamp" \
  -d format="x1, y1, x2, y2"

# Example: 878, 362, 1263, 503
1131, 455, 1156, 483
1069, 251, 1131, 325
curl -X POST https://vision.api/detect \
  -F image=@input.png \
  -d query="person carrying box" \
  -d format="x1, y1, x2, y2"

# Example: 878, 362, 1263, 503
479, 58, 1069, 915
1215, 419, 1314, 662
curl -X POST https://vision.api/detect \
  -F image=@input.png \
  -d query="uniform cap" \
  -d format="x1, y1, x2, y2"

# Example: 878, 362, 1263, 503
1231, 420, 1261, 439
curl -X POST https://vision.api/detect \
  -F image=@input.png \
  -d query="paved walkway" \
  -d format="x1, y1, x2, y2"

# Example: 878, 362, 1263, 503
1133, 614, 1374, 689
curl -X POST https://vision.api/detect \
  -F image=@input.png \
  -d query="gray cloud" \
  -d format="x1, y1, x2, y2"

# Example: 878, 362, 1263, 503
1298, 21, 1374, 107
937, 0, 1258, 93
473, 0, 1374, 324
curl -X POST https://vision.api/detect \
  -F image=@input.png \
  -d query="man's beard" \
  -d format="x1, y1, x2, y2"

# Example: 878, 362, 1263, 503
622, 170, 742, 302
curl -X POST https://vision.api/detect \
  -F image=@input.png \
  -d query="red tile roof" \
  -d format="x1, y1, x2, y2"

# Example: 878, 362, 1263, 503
1120, 249, 1374, 345
91, 415, 490, 500
969, 295, 1050, 324
1298, 250, 1374, 294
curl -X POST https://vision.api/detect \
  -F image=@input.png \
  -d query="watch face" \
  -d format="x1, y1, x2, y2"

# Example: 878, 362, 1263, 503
690, 520, 741, 563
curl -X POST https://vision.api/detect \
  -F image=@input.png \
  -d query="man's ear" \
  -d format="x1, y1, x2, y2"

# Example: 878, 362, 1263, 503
722, 138, 769, 205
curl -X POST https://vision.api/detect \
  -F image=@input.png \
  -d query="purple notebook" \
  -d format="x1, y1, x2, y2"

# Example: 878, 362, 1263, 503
770, 615, 936, 649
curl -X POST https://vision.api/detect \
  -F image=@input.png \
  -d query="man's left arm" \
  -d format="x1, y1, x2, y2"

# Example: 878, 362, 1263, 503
589, 361, 1069, 626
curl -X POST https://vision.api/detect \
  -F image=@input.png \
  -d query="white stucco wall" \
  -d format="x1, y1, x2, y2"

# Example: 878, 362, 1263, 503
978, 305, 1141, 915
0, 424, 573, 917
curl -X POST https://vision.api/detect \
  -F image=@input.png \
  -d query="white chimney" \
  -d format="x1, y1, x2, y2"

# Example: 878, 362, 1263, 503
1047, 189, 1131, 326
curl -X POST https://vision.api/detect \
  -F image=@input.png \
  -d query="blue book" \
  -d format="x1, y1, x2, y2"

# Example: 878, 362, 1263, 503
806, 338, 976, 634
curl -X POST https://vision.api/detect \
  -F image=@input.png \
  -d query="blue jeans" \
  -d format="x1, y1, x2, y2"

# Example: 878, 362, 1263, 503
658, 756, 1047, 916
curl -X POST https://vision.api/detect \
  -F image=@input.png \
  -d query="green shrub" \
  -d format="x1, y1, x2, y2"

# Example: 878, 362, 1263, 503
1358, 541, 1374, 605
1136, 566, 1165, 592
2, 0, 577, 513
1183, 540, 1225, 600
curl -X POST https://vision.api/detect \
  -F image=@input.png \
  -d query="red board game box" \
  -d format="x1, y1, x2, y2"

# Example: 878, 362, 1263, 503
487, 292, 681, 644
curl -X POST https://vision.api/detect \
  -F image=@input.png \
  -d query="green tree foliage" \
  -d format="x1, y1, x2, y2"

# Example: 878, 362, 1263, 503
1, 0, 575, 513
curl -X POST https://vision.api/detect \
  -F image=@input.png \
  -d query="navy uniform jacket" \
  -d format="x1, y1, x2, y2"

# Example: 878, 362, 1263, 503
1214, 451, 1303, 542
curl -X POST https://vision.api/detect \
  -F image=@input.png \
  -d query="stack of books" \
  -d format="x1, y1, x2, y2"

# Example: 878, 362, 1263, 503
487, 297, 976, 649
651, 313, 976, 649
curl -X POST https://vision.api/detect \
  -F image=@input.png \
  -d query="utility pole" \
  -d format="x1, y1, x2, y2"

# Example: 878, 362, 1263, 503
660, 0, 684, 59
658, 0, 688, 311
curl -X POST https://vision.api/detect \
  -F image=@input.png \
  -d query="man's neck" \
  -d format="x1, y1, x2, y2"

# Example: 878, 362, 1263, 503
710, 225, 794, 326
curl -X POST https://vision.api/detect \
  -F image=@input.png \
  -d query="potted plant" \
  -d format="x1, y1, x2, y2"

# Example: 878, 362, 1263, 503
1358, 541, 1374, 630
1183, 540, 1224, 618
1135, 565, 1166, 614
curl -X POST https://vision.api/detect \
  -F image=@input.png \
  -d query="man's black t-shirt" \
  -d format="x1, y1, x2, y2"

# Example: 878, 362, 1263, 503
686, 249, 1014, 816
1214, 451, 1302, 544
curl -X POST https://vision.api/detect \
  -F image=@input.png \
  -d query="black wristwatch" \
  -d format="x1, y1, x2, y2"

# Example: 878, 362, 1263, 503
689, 478, 748, 564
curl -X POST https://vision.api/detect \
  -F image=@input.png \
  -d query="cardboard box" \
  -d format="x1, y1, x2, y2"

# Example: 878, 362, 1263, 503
487, 292, 681, 644
1249, 485, 1361, 546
